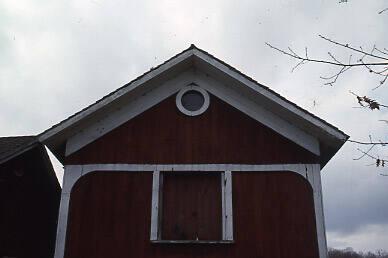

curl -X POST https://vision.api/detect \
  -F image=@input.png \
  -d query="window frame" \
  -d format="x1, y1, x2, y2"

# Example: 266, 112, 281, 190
176, 85, 210, 116
150, 170, 233, 244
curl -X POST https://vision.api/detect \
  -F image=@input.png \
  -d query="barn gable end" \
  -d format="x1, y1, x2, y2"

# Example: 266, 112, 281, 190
66, 90, 319, 165
40, 45, 348, 167
39, 45, 348, 258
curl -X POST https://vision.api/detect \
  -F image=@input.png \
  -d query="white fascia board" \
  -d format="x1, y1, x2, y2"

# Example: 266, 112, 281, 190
65, 71, 195, 156
66, 70, 319, 156
65, 69, 319, 156
192, 49, 347, 142
40, 49, 195, 143
194, 71, 320, 155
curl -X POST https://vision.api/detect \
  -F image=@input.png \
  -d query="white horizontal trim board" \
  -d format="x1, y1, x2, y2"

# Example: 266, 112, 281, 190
54, 163, 327, 258
65, 70, 320, 156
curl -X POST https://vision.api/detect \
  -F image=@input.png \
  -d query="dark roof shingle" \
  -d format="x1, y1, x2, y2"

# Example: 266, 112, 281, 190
0, 136, 37, 164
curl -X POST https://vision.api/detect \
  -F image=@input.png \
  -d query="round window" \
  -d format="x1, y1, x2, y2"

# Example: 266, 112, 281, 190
176, 86, 210, 116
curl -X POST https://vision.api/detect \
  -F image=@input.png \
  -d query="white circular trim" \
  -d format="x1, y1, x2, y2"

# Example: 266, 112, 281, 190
176, 85, 210, 116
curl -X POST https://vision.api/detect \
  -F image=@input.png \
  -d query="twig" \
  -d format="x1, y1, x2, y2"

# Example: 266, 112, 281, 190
353, 145, 376, 161
348, 139, 388, 146
378, 7, 388, 14
319, 35, 388, 61
265, 42, 388, 67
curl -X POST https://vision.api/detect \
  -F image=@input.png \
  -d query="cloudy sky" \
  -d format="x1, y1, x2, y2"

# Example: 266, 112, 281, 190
1, 0, 388, 252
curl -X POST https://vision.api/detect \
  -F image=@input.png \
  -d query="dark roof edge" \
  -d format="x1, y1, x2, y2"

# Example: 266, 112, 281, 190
39, 44, 348, 147
38, 45, 195, 141
0, 136, 39, 165
191, 46, 349, 140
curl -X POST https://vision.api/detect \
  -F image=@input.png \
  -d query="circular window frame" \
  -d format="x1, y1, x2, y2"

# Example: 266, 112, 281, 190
176, 85, 210, 116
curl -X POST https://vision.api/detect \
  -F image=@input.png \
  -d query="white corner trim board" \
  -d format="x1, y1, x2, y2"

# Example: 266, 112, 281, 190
65, 70, 320, 156
54, 163, 327, 258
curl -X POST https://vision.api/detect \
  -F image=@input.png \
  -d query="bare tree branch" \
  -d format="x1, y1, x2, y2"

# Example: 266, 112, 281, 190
265, 42, 388, 67
319, 35, 388, 61
348, 140, 388, 146
267, 35, 388, 172
266, 35, 388, 88
378, 7, 388, 14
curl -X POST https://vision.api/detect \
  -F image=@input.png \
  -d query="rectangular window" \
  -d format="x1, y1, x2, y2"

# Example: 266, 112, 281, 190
150, 170, 233, 243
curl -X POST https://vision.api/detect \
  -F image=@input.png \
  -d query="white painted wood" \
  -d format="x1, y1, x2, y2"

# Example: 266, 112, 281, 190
54, 193, 70, 258
176, 85, 210, 116
71, 163, 312, 179
311, 164, 328, 258
62, 165, 83, 194
192, 49, 348, 141
150, 171, 160, 240
224, 171, 233, 240
193, 71, 320, 155
39, 49, 195, 143
54, 165, 83, 258
54, 163, 326, 258
65, 71, 194, 156
221, 172, 226, 238
40, 47, 347, 150
64, 69, 321, 156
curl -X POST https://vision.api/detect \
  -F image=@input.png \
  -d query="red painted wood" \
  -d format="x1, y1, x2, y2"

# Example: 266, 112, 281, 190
0, 146, 60, 258
66, 94, 318, 165
161, 172, 222, 240
64, 171, 319, 258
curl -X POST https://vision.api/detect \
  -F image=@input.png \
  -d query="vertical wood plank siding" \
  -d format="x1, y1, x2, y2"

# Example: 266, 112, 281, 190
0, 147, 60, 258
161, 172, 222, 240
66, 94, 318, 165
64, 171, 319, 258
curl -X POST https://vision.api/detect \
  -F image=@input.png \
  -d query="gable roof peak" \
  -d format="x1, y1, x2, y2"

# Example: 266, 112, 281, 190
39, 46, 348, 167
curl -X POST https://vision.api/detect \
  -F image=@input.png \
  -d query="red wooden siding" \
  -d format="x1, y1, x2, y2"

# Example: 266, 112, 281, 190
64, 171, 319, 258
66, 94, 318, 165
0, 146, 60, 258
161, 172, 222, 240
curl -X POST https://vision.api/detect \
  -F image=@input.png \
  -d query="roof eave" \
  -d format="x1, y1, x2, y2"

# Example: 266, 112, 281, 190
39, 45, 348, 166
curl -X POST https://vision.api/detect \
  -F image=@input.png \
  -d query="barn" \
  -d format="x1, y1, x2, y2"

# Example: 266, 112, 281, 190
0, 136, 61, 258
40, 45, 348, 258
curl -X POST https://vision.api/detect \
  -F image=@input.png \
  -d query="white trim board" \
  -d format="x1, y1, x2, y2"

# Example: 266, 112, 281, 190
65, 70, 320, 156
39, 45, 348, 165
54, 163, 327, 258
192, 49, 347, 141
65, 70, 194, 156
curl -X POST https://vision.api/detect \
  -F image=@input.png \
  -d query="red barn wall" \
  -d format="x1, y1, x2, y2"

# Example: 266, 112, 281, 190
63, 93, 320, 258
66, 94, 319, 165
65, 171, 319, 258
0, 146, 61, 258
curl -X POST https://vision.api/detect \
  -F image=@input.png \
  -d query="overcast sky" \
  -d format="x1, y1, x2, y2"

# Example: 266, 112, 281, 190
1, 0, 388, 252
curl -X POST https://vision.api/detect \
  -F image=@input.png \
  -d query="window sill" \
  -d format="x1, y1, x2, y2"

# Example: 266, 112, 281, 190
151, 240, 234, 244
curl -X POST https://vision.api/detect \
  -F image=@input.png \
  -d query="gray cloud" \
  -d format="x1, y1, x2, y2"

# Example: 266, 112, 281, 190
1, 0, 387, 251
